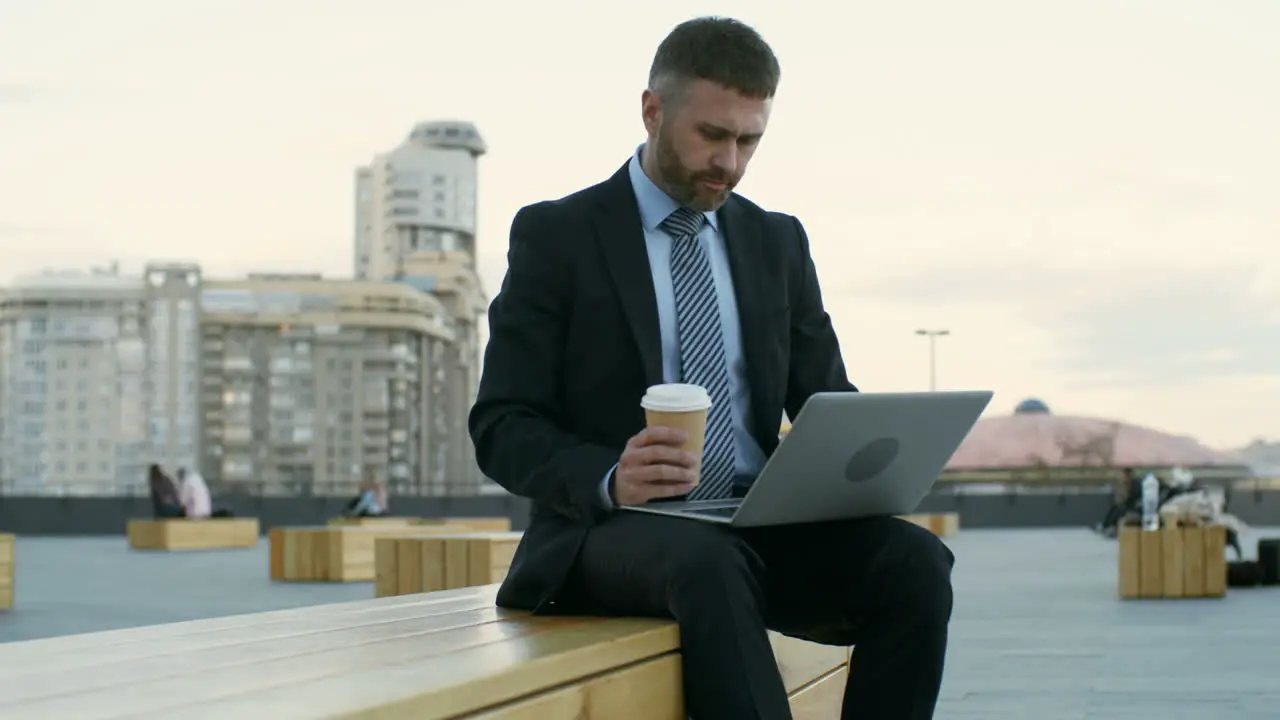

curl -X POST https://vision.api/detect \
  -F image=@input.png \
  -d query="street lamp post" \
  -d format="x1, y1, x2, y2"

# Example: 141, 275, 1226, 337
914, 328, 950, 391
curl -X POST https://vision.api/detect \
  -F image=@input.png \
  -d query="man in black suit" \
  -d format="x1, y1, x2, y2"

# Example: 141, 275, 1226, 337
469, 16, 955, 719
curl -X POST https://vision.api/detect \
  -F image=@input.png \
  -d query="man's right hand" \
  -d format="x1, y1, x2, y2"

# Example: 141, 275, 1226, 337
612, 426, 699, 507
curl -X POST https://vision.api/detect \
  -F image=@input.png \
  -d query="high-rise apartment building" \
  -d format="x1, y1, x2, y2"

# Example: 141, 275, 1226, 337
0, 264, 476, 497
354, 120, 489, 489
354, 120, 486, 282
198, 274, 457, 495
0, 263, 200, 494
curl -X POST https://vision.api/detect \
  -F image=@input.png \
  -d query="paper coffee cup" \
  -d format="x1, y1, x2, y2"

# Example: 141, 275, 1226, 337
640, 383, 712, 485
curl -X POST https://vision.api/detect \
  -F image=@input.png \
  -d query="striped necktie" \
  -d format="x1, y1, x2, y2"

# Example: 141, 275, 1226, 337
660, 206, 736, 500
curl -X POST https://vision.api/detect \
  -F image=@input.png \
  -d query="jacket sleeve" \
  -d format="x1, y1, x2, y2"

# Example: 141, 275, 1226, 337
468, 204, 619, 523
784, 215, 859, 422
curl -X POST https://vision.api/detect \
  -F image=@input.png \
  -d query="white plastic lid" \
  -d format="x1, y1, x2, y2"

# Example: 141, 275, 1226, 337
640, 383, 712, 412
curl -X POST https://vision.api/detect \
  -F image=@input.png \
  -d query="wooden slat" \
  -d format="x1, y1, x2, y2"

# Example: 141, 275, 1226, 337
374, 537, 400, 597
1160, 526, 1185, 597
268, 527, 285, 580
1138, 530, 1162, 597
127, 518, 260, 551
1182, 526, 1206, 597
0, 533, 12, 611
1203, 525, 1227, 597
1118, 526, 1140, 599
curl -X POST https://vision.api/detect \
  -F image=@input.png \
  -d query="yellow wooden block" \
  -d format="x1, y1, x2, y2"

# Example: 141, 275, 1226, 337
0, 583, 850, 718
0, 533, 13, 611
126, 519, 259, 551
898, 512, 960, 537
273, 524, 488, 582
1118, 525, 1227, 599
374, 532, 522, 597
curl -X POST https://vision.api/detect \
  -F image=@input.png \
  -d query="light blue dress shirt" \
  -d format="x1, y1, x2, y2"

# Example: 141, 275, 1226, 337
599, 147, 769, 507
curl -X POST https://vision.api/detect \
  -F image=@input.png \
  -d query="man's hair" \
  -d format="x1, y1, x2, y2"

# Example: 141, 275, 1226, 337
648, 16, 781, 103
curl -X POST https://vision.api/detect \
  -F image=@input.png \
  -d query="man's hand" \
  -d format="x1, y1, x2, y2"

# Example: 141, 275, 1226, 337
612, 426, 699, 506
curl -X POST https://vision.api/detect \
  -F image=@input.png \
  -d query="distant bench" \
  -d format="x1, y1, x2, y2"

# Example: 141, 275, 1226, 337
1118, 523, 1228, 599
0, 533, 13, 610
271, 519, 511, 582
375, 532, 522, 597
127, 518, 260, 551
0, 584, 849, 718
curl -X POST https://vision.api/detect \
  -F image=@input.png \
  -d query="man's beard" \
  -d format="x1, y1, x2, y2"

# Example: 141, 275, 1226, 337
654, 130, 735, 211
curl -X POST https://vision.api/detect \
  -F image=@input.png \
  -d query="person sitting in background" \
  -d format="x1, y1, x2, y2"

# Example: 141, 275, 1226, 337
148, 464, 185, 518
343, 475, 389, 518
177, 467, 234, 518
1095, 468, 1140, 537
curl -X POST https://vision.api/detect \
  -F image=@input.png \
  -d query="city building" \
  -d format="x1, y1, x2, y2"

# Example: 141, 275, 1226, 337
0, 264, 481, 497
199, 273, 460, 496
354, 120, 489, 489
0, 263, 201, 494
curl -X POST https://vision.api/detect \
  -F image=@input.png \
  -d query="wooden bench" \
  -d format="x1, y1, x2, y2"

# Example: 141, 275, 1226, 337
899, 512, 960, 537
375, 532, 522, 598
0, 534, 13, 610
271, 523, 505, 582
1119, 523, 1228, 599
0, 584, 849, 718
126, 518, 260, 551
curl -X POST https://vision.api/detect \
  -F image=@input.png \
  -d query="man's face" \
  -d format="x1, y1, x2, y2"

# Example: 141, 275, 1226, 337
643, 78, 771, 212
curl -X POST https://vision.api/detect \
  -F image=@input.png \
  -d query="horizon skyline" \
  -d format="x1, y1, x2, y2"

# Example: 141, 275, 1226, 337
0, 254, 1267, 455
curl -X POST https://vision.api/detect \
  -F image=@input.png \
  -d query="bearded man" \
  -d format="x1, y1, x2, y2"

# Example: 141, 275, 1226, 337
469, 16, 955, 719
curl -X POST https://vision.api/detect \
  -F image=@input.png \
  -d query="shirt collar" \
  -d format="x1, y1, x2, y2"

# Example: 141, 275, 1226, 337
627, 144, 720, 233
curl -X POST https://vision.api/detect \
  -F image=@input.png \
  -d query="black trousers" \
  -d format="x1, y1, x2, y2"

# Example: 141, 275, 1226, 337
559, 511, 955, 719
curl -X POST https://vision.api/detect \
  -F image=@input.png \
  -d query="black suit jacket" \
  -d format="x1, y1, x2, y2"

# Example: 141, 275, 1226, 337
468, 160, 857, 611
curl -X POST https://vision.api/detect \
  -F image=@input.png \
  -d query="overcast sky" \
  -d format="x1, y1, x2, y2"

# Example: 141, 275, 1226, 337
2, 0, 1277, 449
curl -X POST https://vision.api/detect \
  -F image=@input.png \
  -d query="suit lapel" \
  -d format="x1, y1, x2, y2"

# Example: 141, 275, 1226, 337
593, 163, 664, 386
718, 198, 776, 443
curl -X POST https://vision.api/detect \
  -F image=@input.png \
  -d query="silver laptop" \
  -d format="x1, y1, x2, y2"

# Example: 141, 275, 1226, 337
623, 390, 993, 527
